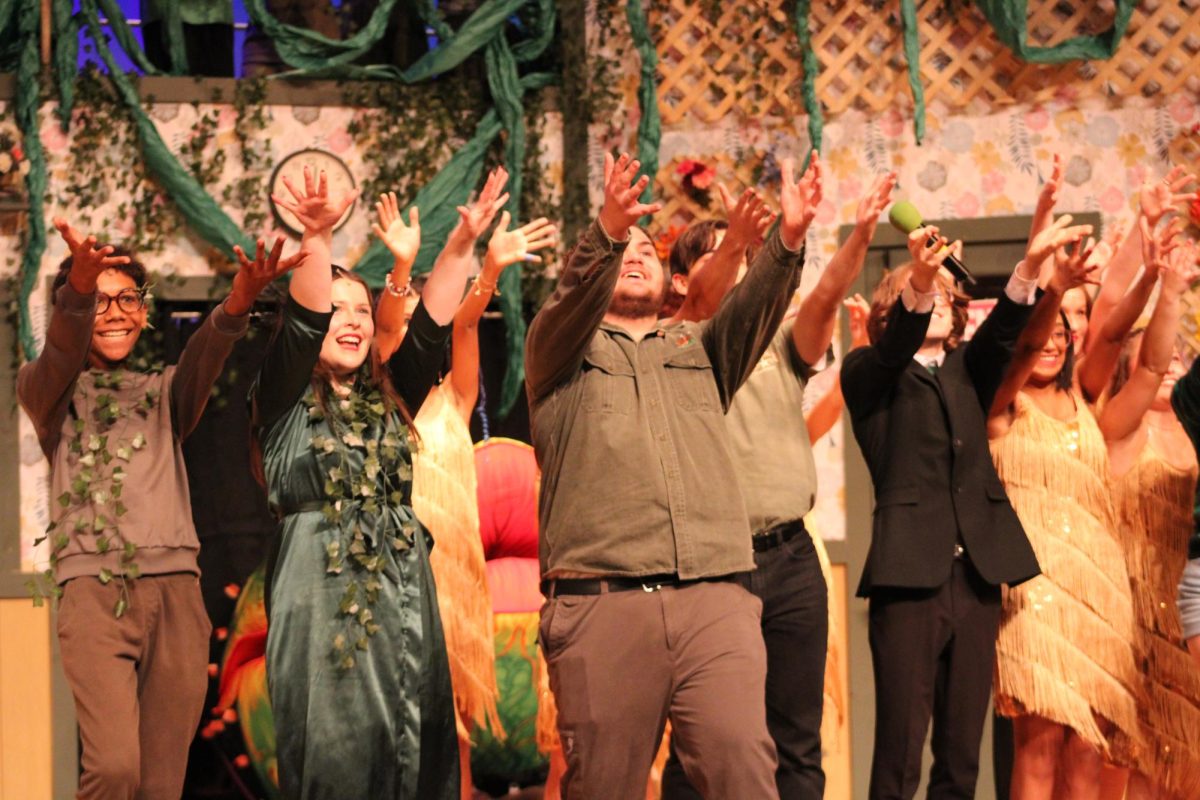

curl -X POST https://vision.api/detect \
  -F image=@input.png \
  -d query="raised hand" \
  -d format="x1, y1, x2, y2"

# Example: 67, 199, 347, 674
54, 217, 132, 294
855, 172, 898, 239
372, 192, 421, 265
1026, 214, 1094, 269
721, 186, 774, 252
485, 212, 559, 270
1139, 214, 1181, 278
779, 151, 822, 250
598, 152, 663, 240
1047, 237, 1100, 295
1161, 238, 1200, 296
272, 166, 359, 235
1140, 165, 1199, 226
227, 237, 307, 315
845, 293, 871, 349
455, 166, 511, 242
907, 225, 954, 285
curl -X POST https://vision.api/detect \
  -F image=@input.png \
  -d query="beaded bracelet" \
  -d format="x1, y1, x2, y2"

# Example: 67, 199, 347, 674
385, 272, 413, 297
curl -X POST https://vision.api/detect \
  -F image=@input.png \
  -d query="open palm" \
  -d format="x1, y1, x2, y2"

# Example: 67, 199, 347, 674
372, 191, 421, 264
486, 212, 558, 269
272, 166, 358, 234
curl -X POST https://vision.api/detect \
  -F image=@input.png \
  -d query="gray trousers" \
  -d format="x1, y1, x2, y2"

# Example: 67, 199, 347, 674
540, 579, 779, 799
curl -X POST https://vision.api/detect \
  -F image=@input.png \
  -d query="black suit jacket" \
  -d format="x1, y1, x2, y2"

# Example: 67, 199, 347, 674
842, 295, 1041, 597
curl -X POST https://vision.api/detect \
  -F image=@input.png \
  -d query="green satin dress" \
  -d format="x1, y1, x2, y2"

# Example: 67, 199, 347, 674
255, 295, 458, 800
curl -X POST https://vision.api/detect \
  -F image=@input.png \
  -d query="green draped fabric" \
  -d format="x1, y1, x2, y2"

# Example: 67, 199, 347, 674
624, 0, 660, 220
52, 0, 79, 129
792, 0, 823, 153
14, 0, 46, 359
899, 0, 926, 145
82, 0, 256, 260
973, 0, 1136, 63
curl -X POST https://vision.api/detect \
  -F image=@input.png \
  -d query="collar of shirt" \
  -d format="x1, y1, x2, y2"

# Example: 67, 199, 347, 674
913, 351, 946, 369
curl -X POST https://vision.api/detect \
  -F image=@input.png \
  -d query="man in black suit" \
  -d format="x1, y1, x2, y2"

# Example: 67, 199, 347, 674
841, 226, 1042, 799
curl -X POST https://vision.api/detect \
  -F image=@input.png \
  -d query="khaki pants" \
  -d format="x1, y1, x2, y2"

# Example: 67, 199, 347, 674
57, 574, 212, 800
540, 579, 778, 799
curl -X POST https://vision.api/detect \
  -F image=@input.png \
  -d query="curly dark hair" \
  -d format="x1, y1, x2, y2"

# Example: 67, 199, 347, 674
51, 245, 147, 293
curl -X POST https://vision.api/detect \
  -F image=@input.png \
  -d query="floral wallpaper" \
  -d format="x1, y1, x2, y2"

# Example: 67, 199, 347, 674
594, 92, 1200, 543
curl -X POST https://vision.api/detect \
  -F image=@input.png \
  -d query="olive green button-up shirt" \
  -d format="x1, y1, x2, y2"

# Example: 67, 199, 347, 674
525, 220, 805, 580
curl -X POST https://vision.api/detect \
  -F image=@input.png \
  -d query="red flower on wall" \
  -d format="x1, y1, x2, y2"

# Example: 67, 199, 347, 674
676, 159, 718, 206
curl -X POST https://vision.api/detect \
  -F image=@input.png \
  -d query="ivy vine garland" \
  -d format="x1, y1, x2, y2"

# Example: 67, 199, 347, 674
29, 369, 163, 617
307, 380, 417, 671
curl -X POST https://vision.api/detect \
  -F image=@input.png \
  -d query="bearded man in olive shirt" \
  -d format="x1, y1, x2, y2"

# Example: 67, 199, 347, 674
525, 152, 817, 799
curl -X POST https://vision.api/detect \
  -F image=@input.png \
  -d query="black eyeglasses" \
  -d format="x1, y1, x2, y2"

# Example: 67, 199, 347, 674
96, 289, 148, 315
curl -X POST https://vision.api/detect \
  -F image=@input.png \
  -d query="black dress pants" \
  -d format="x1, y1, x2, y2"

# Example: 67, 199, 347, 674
662, 529, 828, 799
867, 558, 1002, 800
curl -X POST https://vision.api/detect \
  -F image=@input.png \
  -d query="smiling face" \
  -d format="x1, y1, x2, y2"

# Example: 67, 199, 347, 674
608, 227, 666, 320
1030, 318, 1071, 385
319, 277, 376, 378
89, 269, 148, 367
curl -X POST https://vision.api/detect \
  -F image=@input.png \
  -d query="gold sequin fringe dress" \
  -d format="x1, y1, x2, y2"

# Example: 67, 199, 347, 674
412, 383, 503, 740
989, 392, 1140, 764
1114, 435, 1200, 797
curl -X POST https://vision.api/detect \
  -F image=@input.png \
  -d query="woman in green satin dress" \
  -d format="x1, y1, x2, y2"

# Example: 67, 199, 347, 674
254, 166, 510, 799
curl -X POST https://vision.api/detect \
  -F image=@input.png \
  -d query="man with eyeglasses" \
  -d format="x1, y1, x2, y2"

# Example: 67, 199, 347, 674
18, 221, 304, 799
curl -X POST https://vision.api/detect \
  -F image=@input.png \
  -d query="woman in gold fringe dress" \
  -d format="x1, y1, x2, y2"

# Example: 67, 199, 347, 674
1102, 237, 1200, 800
372, 183, 558, 797
986, 233, 1143, 800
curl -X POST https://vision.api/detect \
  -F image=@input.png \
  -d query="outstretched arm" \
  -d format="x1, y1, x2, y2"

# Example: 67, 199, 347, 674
1099, 234, 1193, 443
1088, 167, 1196, 343
372, 191, 421, 361
702, 151, 819, 406
172, 238, 306, 438
16, 219, 130, 458
525, 152, 661, 403
255, 168, 353, 426
793, 171, 896, 366
422, 166, 510, 327
671, 184, 773, 323
988, 217, 1096, 421
805, 294, 870, 444
448, 213, 558, 422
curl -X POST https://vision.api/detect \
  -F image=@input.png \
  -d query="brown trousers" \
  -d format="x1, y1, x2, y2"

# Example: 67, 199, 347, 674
57, 573, 211, 800
540, 579, 778, 799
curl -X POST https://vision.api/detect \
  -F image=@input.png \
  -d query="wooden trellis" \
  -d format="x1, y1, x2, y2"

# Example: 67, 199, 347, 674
648, 0, 1200, 125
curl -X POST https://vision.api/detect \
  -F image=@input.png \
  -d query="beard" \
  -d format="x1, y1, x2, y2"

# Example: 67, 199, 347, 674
607, 286, 666, 320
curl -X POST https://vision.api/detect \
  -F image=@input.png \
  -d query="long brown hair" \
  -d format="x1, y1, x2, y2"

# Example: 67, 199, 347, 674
311, 267, 419, 441
867, 263, 969, 351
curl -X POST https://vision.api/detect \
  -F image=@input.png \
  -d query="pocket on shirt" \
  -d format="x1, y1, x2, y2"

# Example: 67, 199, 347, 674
664, 347, 721, 412
581, 352, 635, 415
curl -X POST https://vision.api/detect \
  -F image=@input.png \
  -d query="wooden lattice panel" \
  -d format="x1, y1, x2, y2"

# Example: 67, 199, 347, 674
654, 152, 772, 230
647, 0, 1200, 125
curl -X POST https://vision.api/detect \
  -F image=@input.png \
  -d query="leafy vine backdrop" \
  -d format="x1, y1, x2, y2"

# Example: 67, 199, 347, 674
5, 79, 563, 572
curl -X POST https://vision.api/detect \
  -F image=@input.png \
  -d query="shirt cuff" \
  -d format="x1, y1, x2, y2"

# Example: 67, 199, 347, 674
1005, 264, 1039, 306
212, 299, 251, 336
901, 284, 937, 314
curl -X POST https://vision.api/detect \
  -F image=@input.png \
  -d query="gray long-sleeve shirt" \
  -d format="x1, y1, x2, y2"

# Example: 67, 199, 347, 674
1172, 355, 1200, 638
17, 283, 247, 583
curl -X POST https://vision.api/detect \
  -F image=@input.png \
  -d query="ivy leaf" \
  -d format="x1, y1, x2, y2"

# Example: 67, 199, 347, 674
79, 452, 96, 468
125, 563, 141, 579
114, 596, 128, 618
99, 567, 113, 585
58, 492, 72, 508
116, 446, 132, 461
87, 435, 103, 452
73, 419, 86, 434
114, 501, 127, 517
131, 433, 147, 451
123, 541, 137, 559
96, 536, 110, 553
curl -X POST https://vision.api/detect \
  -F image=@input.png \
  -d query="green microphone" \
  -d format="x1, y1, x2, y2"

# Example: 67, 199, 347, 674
887, 200, 976, 285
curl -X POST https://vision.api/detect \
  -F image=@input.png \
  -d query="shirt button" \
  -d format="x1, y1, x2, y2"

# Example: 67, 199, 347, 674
953, 438, 963, 448
955, 485, 963, 494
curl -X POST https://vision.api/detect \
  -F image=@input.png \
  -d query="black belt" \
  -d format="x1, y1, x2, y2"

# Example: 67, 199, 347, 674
752, 518, 807, 552
541, 573, 734, 598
